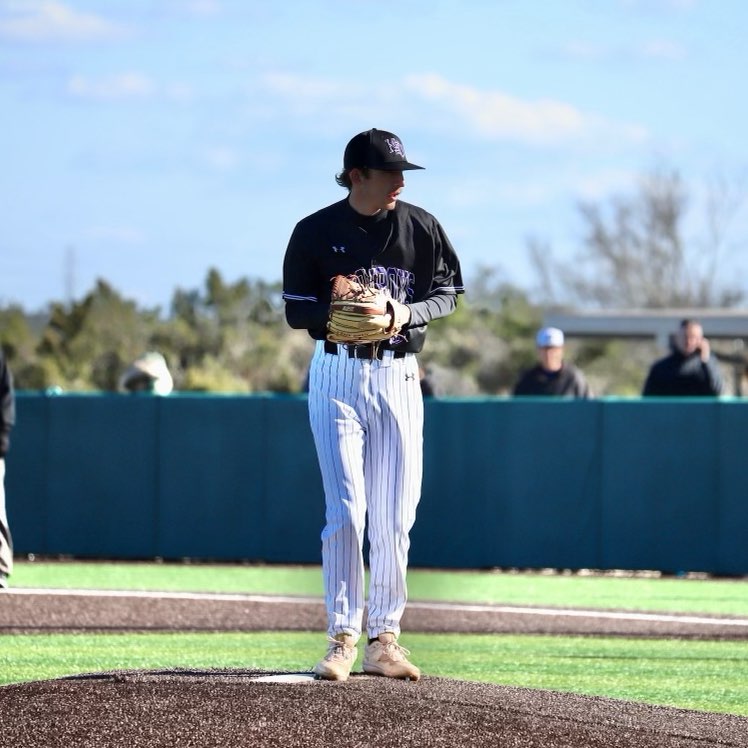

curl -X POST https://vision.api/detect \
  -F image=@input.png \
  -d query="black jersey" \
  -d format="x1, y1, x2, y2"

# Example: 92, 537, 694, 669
283, 198, 464, 353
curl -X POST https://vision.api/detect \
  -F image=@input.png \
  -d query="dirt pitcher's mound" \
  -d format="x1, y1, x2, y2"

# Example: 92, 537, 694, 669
1, 668, 746, 748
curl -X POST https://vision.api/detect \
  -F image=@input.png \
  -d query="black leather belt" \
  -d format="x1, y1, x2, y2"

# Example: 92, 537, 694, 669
324, 341, 406, 360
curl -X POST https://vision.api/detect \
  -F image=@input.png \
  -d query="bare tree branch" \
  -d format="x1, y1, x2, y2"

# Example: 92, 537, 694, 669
528, 165, 745, 309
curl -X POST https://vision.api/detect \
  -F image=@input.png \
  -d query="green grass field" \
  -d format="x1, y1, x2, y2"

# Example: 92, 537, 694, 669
2, 560, 748, 716
10, 560, 748, 615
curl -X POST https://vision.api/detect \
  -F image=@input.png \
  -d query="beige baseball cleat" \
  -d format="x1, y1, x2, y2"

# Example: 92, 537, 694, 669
313, 634, 358, 681
362, 632, 421, 681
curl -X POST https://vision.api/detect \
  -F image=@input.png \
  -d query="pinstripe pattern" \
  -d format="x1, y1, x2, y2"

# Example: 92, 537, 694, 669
0, 460, 12, 576
308, 340, 423, 639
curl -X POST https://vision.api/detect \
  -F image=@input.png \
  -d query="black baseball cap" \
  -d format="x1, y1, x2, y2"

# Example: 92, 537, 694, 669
343, 128, 424, 171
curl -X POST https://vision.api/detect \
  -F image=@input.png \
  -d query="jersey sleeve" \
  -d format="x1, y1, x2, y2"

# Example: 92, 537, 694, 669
282, 220, 330, 333
407, 217, 464, 328
432, 219, 464, 296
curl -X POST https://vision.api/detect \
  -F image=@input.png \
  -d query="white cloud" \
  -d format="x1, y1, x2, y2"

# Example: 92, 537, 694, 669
65, 72, 193, 105
638, 39, 686, 61
163, 83, 194, 103
620, 0, 698, 9
406, 74, 648, 146
202, 146, 240, 172
185, 0, 222, 16
256, 71, 648, 147
405, 73, 590, 144
160, 0, 223, 17
574, 168, 642, 200
443, 167, 640, 211
0, 0, 126, 42
67, 72, 155, 100
251, 72, 394, 131
258, 72, 359, 107
558, 41, 608, 61
558, 38, 687, 64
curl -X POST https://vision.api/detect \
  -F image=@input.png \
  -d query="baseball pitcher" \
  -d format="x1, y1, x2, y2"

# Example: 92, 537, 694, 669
282, 128, 464, 681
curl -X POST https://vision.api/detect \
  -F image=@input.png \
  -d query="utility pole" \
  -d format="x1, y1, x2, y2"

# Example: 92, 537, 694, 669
64, 245, 76, 306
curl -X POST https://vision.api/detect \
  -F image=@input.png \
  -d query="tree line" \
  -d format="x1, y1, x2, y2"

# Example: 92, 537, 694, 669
1, 167, 745, 396
0, 267, 548, 396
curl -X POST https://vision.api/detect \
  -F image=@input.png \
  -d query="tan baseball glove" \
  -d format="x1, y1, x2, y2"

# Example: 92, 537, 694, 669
326, 274, 410, 344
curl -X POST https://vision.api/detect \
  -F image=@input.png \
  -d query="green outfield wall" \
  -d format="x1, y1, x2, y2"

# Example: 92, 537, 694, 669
7, 393, 748, 574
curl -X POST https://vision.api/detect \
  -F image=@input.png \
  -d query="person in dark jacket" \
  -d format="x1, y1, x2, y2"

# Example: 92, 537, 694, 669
513, 327, 592, 398
642, 319, 723, 397
0, 347, 15, 588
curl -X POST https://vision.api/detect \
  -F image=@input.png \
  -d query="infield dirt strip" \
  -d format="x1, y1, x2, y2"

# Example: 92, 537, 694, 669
1, 589, 747, 747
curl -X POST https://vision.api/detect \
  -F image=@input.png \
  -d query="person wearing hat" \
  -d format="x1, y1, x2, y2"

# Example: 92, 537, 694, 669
513, 327, 592, 398
282, 128, 464, 681
118, 352, 174, 396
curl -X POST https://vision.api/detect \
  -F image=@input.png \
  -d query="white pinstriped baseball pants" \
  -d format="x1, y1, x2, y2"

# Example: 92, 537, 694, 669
307, 340, 424, 640
0, 460, 13, 576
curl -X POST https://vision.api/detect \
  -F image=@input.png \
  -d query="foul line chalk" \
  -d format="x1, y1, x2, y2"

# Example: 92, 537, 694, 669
7, 588, 748, 628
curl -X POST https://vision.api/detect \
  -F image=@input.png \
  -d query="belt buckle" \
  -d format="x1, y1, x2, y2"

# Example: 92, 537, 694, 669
351, 343, 375, 359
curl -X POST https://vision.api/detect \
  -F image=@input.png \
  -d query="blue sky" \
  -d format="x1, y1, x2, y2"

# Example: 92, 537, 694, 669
2, 0, 747, 312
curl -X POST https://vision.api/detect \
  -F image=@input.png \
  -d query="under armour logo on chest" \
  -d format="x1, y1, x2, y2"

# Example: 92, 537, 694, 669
332, 245, 346, 253
405, 373, 415, 381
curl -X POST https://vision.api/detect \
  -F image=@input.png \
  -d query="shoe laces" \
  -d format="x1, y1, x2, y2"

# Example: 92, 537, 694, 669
325, 636, 356, 661
379, 639, 411, 661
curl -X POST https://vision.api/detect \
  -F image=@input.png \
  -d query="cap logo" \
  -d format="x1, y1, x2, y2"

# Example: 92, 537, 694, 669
384, 137, 405, 158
